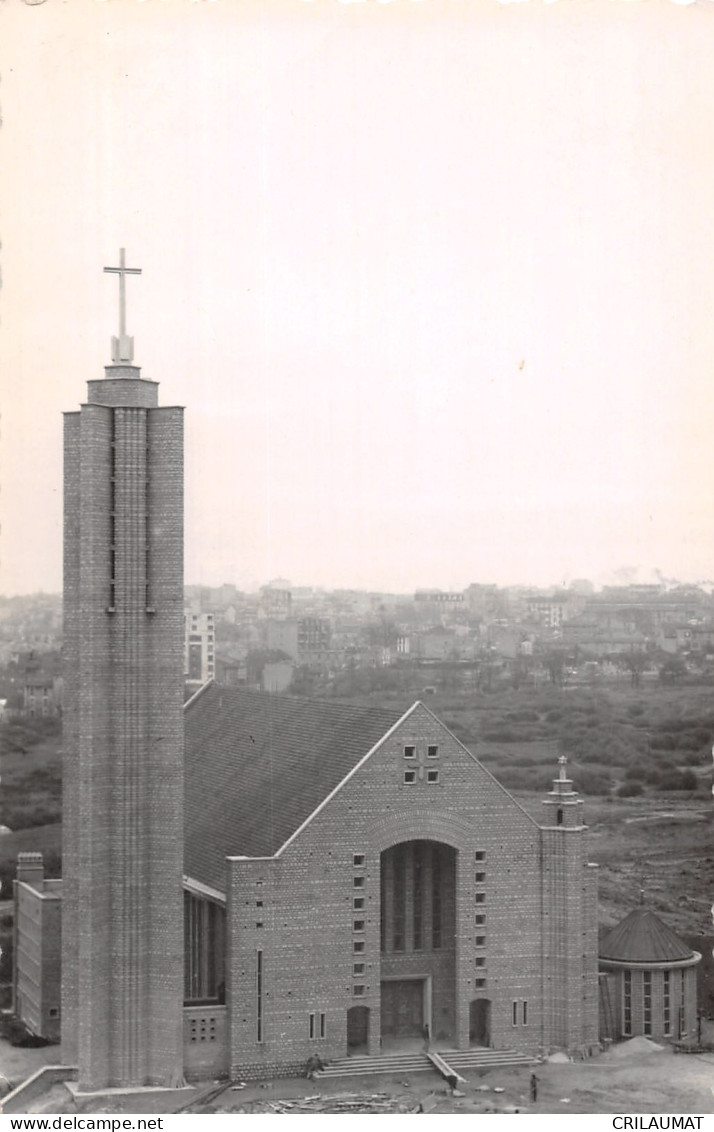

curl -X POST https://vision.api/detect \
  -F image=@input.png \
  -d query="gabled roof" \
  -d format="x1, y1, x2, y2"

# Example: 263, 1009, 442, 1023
184, 684, 401, 890
599, 908, 694, 964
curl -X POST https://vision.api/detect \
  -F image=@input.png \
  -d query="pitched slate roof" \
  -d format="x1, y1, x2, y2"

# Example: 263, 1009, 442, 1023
599, 908, 694, 964
184, 683, 402, 891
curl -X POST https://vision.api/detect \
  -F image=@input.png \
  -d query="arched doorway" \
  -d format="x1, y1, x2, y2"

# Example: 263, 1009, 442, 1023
380, 840, 456, 1046
469, 998, 491, 1047
347, 1005, 370, 1053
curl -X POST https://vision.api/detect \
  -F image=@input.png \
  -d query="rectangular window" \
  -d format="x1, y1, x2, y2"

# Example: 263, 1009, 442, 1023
309, 1012, 316, 1040
679, 969, 687, 1037
353, 854, 365, 867
623, 970, 632, 1037
663, 971, 671, 1036
353, 920, 365, 933
353, 962, 365, 975
475, 872, 486, 883
404, 770, 416, 784
475, 956, 485, 968
475, 914, 485, 925
354, 875, 365, 888
475, 892, 485, 904
512, 1001, 518, 1026
427, 745, 439, 758
475, 935, 486, 946
426, 769, 439, 784
522, 1001, 528, 1026
475, 978, 486, 989
643, 971, 652, 1035
320, 1012, 326, 1040
404, 745, 416, 759
353, 897, 365, 910
353, 985, 365, 997
257, 950, 264, 1043
353, 940, 365, 953
475, 851, 485, 862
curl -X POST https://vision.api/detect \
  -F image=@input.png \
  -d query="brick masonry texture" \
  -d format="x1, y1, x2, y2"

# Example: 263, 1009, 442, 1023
62, 369, 185, 1091
222, 705, 599, 1079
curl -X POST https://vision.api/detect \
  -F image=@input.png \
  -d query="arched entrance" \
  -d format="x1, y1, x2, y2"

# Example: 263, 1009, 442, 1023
469, 998, 491, 1047
380, 840, 456, 1047
347, 1005, 370, 1053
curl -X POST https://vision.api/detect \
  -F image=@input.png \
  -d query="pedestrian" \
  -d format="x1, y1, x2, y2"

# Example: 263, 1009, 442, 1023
422, 1023, 431, 1053
530, 1072, 538, 1103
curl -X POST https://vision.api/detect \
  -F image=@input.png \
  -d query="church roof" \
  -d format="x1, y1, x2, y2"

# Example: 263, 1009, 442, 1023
599, 908, 694, 964
184, 683, 402, 890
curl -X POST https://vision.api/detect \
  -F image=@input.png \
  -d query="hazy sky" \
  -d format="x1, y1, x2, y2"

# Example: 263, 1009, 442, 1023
2, 0, 714, 595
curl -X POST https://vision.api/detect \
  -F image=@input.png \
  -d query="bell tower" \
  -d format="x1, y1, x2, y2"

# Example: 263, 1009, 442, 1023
541, 756, 599, 1053
62, 251, 185, 1090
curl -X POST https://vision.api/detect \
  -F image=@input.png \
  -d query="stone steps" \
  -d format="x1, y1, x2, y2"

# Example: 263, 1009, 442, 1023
315, 1048, 535, 1079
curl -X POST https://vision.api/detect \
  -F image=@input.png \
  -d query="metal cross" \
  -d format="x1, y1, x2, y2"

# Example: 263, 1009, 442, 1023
104, 248, 142, 363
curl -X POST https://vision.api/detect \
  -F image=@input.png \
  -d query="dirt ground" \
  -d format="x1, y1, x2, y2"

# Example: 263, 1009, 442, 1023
4, 1042, 713, 1115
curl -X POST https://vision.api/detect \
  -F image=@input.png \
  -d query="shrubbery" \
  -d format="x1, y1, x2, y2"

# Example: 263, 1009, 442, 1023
617, 781, 644, 797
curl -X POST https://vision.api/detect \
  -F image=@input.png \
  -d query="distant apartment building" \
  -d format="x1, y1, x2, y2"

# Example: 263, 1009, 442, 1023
265, 616, 331, 671
184, 610, 215, 684
259, 585, 292, 621
414, 590, 465, 605
23, 673, 61, 718
526, 593, 568, 628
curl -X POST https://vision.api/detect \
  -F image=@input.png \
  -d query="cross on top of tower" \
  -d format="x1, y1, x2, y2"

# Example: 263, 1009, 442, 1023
558, 754, 568, 780
103, 248, 142, 364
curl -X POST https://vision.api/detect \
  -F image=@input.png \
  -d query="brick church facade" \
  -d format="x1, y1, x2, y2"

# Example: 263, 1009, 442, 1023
181, 685, 600, 1080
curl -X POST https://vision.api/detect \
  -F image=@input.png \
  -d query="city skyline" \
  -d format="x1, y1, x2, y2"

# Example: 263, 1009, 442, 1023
2, 0, 714, 597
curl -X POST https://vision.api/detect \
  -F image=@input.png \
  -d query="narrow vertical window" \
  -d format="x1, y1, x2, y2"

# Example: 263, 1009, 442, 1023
320, 1012, 326, 1039
413, 842, 423, 951
393, 846, 405, 951
309, 1012, 315, 1040
623, 970, 632, 1036
663, 970, 671, 1036
109, 410, 117, 610
512, 1000, 518, 1026
643, 971, 652, 1035
257, 949, 264, 1043
522, 1000, 528, 1026
380, 853, 386, 952
432, 845, 442, 950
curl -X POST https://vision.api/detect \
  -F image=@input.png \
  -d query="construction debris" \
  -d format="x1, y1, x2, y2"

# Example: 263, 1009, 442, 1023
230, 1091, 418, 1114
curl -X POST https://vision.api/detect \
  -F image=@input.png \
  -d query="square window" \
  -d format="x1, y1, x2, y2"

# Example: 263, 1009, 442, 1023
255, 921, 263, 928
353, 920, 365, 932
353, 897, 365, 910
354, 876, 365, 888
427, 745, 439, 758
353, 940, 365, 953
353, 985, 365, 997
404, 770, 416, 784
403, 745, 416, 759
475, 978, 486, 988
475, 956, 485, 967
475, 872, 485, 883
475, 851, 485, 861
353, 963, 365, 975
475, 893, 485, 904
256, 900, 263, 907
353, 854, 365, 867
427, 769, 439, 784
475, 914, 486, 925
475, 935, 486, 946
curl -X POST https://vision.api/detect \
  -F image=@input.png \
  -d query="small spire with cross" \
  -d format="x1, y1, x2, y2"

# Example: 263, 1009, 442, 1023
558, 754, 568, 781
104, 248, 142, 364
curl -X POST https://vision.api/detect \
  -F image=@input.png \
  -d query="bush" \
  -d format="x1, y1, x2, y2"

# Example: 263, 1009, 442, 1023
617, 781, 644, 797
656, 770, 698, 791
625, 764, 646, 780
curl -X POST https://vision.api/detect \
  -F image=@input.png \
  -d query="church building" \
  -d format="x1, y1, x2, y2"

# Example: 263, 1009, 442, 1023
12, 253, 600, 1093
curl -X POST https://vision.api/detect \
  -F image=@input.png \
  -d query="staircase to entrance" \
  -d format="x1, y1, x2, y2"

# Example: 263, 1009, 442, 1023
315, 1047, 536, 1079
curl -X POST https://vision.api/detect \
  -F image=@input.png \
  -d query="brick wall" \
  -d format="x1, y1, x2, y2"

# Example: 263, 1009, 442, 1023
224, 704, 598, 1077
62, 370, 184, 1090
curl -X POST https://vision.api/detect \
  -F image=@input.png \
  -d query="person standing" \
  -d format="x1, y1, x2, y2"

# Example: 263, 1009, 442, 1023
530, 1072, 538, 1103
